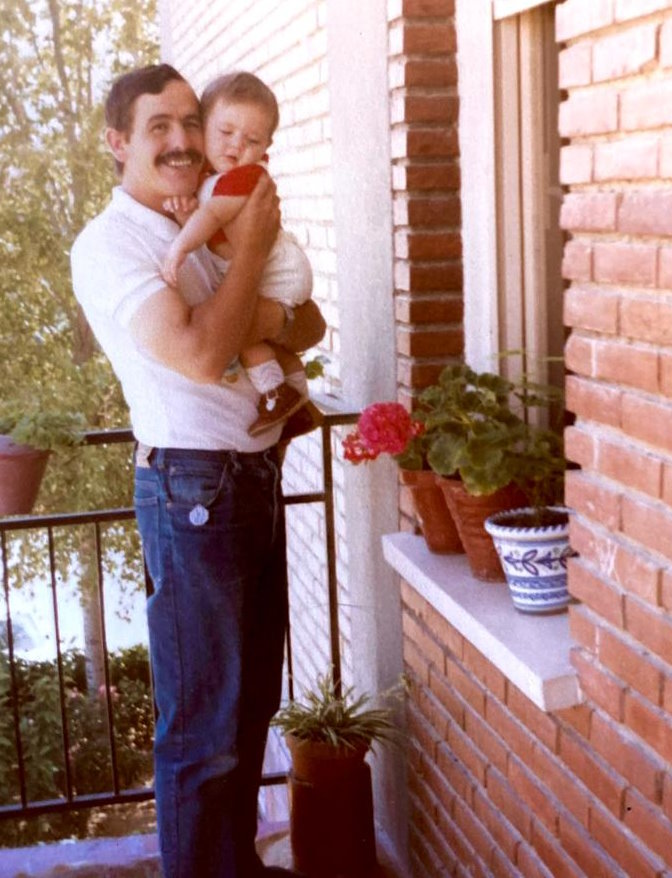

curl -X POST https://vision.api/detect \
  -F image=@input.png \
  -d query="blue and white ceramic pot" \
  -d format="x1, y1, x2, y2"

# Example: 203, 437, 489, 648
484, 506, 576, 614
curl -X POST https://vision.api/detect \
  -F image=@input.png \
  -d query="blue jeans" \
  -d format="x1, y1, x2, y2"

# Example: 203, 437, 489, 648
134, 446, 288, 878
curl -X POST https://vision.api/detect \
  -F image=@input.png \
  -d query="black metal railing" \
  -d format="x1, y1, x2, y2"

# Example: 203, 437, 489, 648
0, 411, 356, 823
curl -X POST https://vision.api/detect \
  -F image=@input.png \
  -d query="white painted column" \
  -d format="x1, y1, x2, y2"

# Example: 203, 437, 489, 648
326, 0, 408, 870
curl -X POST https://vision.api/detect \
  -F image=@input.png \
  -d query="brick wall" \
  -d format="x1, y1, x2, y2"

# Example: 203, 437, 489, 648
387, 0, 464, 538
402, 1, 672, 875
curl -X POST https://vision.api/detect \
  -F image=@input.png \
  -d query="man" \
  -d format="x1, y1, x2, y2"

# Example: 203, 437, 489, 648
71, 64, 325, 877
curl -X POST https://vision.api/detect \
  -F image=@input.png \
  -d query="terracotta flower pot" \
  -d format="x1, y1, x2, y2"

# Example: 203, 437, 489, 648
286, 734, 377, 876
399, 468, 463, 554
0, 436, 50, 516
436, 478, 527, 581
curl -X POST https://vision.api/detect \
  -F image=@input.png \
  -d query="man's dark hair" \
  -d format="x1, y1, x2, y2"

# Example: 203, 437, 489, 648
200, 72, 279, 136
105, 63, 188, 135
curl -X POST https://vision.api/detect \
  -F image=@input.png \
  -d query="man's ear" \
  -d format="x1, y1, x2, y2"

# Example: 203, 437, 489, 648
105, 127, 128, 163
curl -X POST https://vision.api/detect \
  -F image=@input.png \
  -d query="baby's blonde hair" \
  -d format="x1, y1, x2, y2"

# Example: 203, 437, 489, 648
201, 72, 279, 135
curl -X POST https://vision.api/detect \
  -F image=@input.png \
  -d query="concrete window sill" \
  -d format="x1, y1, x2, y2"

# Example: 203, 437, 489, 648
382, 532, 582, 712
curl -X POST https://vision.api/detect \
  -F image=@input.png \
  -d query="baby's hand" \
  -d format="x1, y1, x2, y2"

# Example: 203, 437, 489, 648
162, 244, 186, 287
163, 195, 199, 227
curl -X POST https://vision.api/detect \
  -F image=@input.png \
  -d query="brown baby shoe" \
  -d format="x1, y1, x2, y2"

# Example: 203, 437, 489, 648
248, 382, 306, 437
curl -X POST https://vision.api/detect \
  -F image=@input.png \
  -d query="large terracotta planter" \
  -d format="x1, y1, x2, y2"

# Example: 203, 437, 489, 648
0, 436, 50, 516
286, 734, 377, 876
399, 468, 463, 554
436, 478, 527, 581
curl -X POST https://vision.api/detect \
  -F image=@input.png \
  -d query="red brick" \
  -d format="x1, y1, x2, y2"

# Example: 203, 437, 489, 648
452, 795, 496, 868
557, 703, 592, 739
560, 144, 593, 185
413, 678, 453, 741
619, 190, 672, 237
560, 192, 618, 232
390, 93, 458, 126
556, 0, 614, 42
394, 162, 460, 192
621, 295, 672, 346
662, 566, 672, 611
448, 719, 488, 785
487, 766, 533, 841
391, 57, 457, 88
508, 757, 559, 834
660, 136, 672, 179
592, 22, 658, 82
559, 812, 621, 878
589, 803, 661, 878
564, 334, 594, 378
621, 78, 672, 131
594, 339, 658, 393
390, 0, 455, 17
559, 729, 627, 816
407, 699, 443, 761
568, 558, 625, 630
395, 229, 462, 260
598, 627, 663, 704
397, 326, 463, 356
613, 542, 662, 605
564, 425, 595, 469
565, 375, 622, 428
403, 610, 446, 671
624, 690, 672, 762
590, 709, 662, 802
622, 494, 672, 561
594, 136, 659, 182
625, 594, 672, 665
558, 41, 592, 88
516, 841, 556, 878
445, 655, 486, 717
568, 605, 598, 652
622, 392, 672, 453
395, 294, 462, 324
593, 242, 657, 287
661, 353, 672, 399
624, 786, 672, 866
506, 687, 559, 753
485, 695, 536, 761
658, 246, 672, 288
404, 637, 431, 686
531, 819, 584, 878
463, 642, 507, 702
597, 436, 662, 497
562, 241, 592, 282
394, 127, 460, 159
473, 786, 522, 861
563, 286, 619, 334
394, 193, 461, 227
436, 738, 477, 803
564, 470, 622, 532
405, 262, 463, 292
558, 90, 618, 137
664, 771, 672, 822
531, 743, 591, 826
464, 705, 509, 775
399, 22, 456, 55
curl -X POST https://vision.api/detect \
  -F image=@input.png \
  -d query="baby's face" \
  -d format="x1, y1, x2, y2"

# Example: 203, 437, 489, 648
204, 100, 273, 173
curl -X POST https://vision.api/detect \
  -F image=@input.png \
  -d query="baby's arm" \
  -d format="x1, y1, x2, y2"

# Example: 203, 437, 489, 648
162, 194, 248, 286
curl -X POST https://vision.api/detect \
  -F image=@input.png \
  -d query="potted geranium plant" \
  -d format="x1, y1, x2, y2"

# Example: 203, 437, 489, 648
0, 403, 85, 515
342, 401, 463, 554
272, 672, 401, 877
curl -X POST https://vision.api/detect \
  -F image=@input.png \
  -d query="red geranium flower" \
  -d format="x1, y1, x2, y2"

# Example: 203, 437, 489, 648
342, 402, 424, 464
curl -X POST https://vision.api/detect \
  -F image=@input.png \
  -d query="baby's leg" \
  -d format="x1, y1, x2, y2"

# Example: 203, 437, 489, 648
242, 343, 307, 437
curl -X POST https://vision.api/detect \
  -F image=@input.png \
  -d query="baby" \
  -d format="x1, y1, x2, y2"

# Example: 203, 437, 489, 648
163, 72, 313, 437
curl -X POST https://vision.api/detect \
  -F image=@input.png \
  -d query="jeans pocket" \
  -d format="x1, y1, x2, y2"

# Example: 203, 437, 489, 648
165, 462, 226, 509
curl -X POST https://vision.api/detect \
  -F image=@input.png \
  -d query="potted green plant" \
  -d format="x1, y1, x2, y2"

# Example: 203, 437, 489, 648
342, 401, 463, 554
271, 673, 401, 877
404, 364, 566, 581
0, 404, 85, 515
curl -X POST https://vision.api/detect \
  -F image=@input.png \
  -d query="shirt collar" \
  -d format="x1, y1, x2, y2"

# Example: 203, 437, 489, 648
111, 187, 178, 241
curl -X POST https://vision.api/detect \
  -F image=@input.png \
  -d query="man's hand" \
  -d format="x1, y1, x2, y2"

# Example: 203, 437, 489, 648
224, 172, 280, 262
163, 195, 199, 227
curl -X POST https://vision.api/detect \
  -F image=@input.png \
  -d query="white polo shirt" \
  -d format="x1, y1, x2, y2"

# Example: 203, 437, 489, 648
71, 187, 281, 451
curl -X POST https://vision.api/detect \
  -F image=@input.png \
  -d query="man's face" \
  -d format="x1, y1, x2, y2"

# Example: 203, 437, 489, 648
107, 80, 204, 212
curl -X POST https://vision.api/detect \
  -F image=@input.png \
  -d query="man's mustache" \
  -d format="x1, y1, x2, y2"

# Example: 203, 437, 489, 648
156, 149, 203, 167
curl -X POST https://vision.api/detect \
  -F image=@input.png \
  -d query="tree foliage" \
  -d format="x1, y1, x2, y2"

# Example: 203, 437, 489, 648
0, 0, 158, 513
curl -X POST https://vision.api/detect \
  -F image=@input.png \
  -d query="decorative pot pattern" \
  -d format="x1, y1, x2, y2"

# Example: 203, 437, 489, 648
484, 506, 576, 614
399, 469, 463, 554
